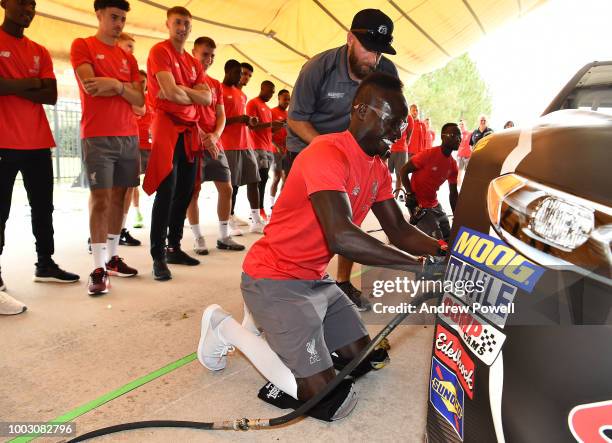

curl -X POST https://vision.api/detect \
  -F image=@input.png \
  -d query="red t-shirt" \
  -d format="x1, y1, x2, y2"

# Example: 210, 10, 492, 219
0, 28, 55, 149
70, 36, 140, 138
137, 98, 153, 149
270, 106, 288, 153
425, 129, 435, 150
247, 96, 273, 151
411, 146, 458, 208
408, 119, 426, 155
457, 129, 472, 158
198, 73, 223, 134
391, 115, 414, 153
146, 40, 205, 114
243, 130, 393, 280
220, 84, 250, 150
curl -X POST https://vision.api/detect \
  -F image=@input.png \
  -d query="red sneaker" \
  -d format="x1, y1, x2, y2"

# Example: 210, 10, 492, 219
106, 256, 138, 277
88, 268, 109, 296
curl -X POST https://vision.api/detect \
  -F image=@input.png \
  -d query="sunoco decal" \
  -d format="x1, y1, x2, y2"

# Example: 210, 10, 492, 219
568, 400, 612, 443
445, 255, 517, 327
438, 293, 506, 366
430, 356, 465, 440
434, 323, 475, 399
451, 227, 545, 292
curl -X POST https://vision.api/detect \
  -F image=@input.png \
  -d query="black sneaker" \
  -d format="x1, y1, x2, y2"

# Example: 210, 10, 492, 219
34, 261, 80, 283
337, 281, 372, 312
166, 247, 200, 266
153, 258, 172, 281
0, 267, 5, 291
119, 228, 141, 246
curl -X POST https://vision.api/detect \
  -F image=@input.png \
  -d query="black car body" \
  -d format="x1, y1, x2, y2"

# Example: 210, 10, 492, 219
425, 62, 612, 443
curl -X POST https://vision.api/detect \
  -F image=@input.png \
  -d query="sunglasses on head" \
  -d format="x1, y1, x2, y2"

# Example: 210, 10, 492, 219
351, 28, 394, 46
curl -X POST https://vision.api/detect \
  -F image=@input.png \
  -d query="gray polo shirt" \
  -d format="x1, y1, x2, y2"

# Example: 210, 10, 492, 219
286, 45, 399, 153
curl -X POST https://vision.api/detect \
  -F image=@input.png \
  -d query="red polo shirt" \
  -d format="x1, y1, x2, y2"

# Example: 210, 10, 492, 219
137, 97, 153, 150
243, 130, 393, 280
271, 106, 288, 153
247, 96, 273, 151
70, 36, 140, 138
220, 84, 250, 150
0, 28, 55, 149
198, 73, 223, 134
391, 115, 414, 153
457, 129, 472, 158
411, 146, 458, 208
408, 118, 426, 155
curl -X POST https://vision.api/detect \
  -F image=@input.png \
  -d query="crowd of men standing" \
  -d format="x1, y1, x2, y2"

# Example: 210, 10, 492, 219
0, 0, 501, 315
0, 0, 297, 311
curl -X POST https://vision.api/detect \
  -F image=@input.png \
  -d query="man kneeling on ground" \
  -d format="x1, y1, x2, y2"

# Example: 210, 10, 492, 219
196, 72, 445, 421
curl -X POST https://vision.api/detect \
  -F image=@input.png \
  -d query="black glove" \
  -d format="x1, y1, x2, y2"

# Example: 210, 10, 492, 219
405, 192, 418, 211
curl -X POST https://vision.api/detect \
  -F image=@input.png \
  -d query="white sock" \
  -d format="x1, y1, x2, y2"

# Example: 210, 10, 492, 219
219, 316, 298, 399
107, 234, 119, 260
219, 220, 229, 239
270, 195, 276, 206
190, 224, 202, 239
92, 243, 107, 269
251, 209, 262, 224
122, 214, 127, 230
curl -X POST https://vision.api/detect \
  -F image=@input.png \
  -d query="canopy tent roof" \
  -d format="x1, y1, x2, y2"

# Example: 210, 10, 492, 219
27, 0, 546, 96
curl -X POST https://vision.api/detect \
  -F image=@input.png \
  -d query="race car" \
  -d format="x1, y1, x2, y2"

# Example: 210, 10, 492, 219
425, 61, 612, 442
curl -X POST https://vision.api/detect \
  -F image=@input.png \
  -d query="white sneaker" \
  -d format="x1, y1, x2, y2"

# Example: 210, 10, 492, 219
230, 214, 249, 227
193, 236, 209, 255
197, 304, 233, 371
229, 226, 244, 237
250, 221, 265, 234
0, 291, 27, 315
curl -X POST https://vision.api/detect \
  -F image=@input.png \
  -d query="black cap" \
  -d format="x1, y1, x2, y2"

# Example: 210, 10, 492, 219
350, 9, 396, 55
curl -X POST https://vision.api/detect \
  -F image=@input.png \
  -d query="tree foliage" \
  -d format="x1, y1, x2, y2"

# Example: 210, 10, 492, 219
406, 53, 492, 132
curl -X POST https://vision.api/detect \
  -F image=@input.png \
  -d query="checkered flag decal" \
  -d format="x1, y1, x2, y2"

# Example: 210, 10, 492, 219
479, 329, 497, 353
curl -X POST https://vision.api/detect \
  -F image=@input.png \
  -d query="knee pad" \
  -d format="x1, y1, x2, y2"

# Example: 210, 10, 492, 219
257, 379, 358, 422
331, 348, 390, 379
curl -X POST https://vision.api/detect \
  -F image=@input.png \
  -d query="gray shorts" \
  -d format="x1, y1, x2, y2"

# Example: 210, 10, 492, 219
202, 149, 231, 183
388, 151, 408, 174
82, 136, 140, 189
241, 273, 368, 379
139, 149, 150, 175
225, 149, 261, 186
273, 152, 285, 173
254, 149, 274, 170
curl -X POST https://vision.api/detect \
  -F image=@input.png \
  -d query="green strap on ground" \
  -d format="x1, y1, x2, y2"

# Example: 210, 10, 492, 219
8, 353, 197, 443
9, 266, 369, 442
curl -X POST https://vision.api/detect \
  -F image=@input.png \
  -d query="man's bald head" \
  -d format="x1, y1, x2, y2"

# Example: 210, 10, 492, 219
440, 122, 461, 151
353, 72, 403, 106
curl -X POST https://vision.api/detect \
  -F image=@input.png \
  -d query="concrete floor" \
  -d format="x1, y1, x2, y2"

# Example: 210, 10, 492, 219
0, 181, 438, 443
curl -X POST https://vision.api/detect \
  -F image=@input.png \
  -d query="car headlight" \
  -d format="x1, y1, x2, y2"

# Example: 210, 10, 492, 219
487, 173, 612, 283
